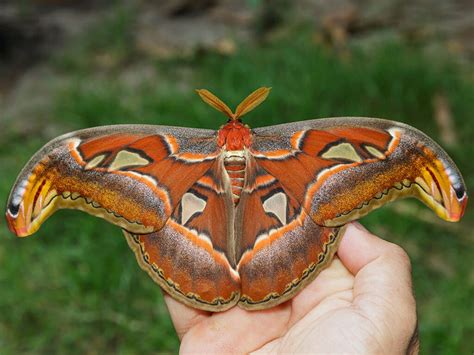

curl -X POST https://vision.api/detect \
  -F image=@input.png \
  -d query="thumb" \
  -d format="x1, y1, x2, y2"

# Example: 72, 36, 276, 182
338, 222, 417, 351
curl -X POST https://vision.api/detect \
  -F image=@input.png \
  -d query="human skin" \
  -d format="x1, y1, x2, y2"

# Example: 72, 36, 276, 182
164, 222, 419, 354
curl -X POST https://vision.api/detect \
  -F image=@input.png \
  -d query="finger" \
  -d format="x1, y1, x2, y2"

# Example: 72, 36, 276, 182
287, 224, 363, 324
163, 294, 211, 340
337, 222, 392, 274
292, 222, 387, 315
288, 257, 354, 326
339, 222, 418, 352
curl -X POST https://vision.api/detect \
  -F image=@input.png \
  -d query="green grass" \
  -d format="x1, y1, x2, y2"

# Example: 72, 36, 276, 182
1, 27, 473, 353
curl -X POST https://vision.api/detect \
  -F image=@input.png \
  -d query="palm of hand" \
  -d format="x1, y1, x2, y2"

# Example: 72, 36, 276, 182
165, 223, 418, 354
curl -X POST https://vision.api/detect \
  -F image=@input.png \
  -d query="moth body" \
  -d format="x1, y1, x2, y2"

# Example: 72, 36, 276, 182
222, 149, 247, 205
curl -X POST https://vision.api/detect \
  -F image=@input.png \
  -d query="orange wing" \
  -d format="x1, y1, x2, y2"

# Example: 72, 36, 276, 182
230, 117, 467, 310
124, 163, 241, 311
251, 117, 467, 227
6, 124, 219, 236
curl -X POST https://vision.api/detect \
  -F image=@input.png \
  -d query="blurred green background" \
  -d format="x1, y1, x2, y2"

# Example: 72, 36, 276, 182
0, 1, 473, 353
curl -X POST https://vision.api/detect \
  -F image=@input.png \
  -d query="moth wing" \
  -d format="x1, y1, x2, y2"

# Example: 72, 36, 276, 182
234, 158, 342, 310
6, 124, 219, 236
124, 160, 241, 311
250, 117, 467, 228
234, 116, 467, 310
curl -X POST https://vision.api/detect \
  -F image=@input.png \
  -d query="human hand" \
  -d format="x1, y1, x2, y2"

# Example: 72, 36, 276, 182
164, 222, 419, 354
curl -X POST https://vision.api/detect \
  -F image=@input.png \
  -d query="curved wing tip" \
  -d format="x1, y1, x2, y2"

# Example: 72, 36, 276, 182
447, 193, 468, 222
5, 212, 26, 237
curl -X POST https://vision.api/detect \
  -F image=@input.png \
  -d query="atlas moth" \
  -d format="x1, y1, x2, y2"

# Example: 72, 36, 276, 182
6, 87, 467, 311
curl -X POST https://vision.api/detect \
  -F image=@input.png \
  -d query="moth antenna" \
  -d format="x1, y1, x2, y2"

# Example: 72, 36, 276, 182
196, 89, 235, 120
234, 87, 271, 119
196, 87, 271, 121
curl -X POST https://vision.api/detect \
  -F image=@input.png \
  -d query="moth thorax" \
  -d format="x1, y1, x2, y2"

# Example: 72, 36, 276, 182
223, 151, 246, 205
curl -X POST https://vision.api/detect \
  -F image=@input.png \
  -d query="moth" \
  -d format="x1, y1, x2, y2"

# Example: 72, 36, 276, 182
6, 87, 467, 312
